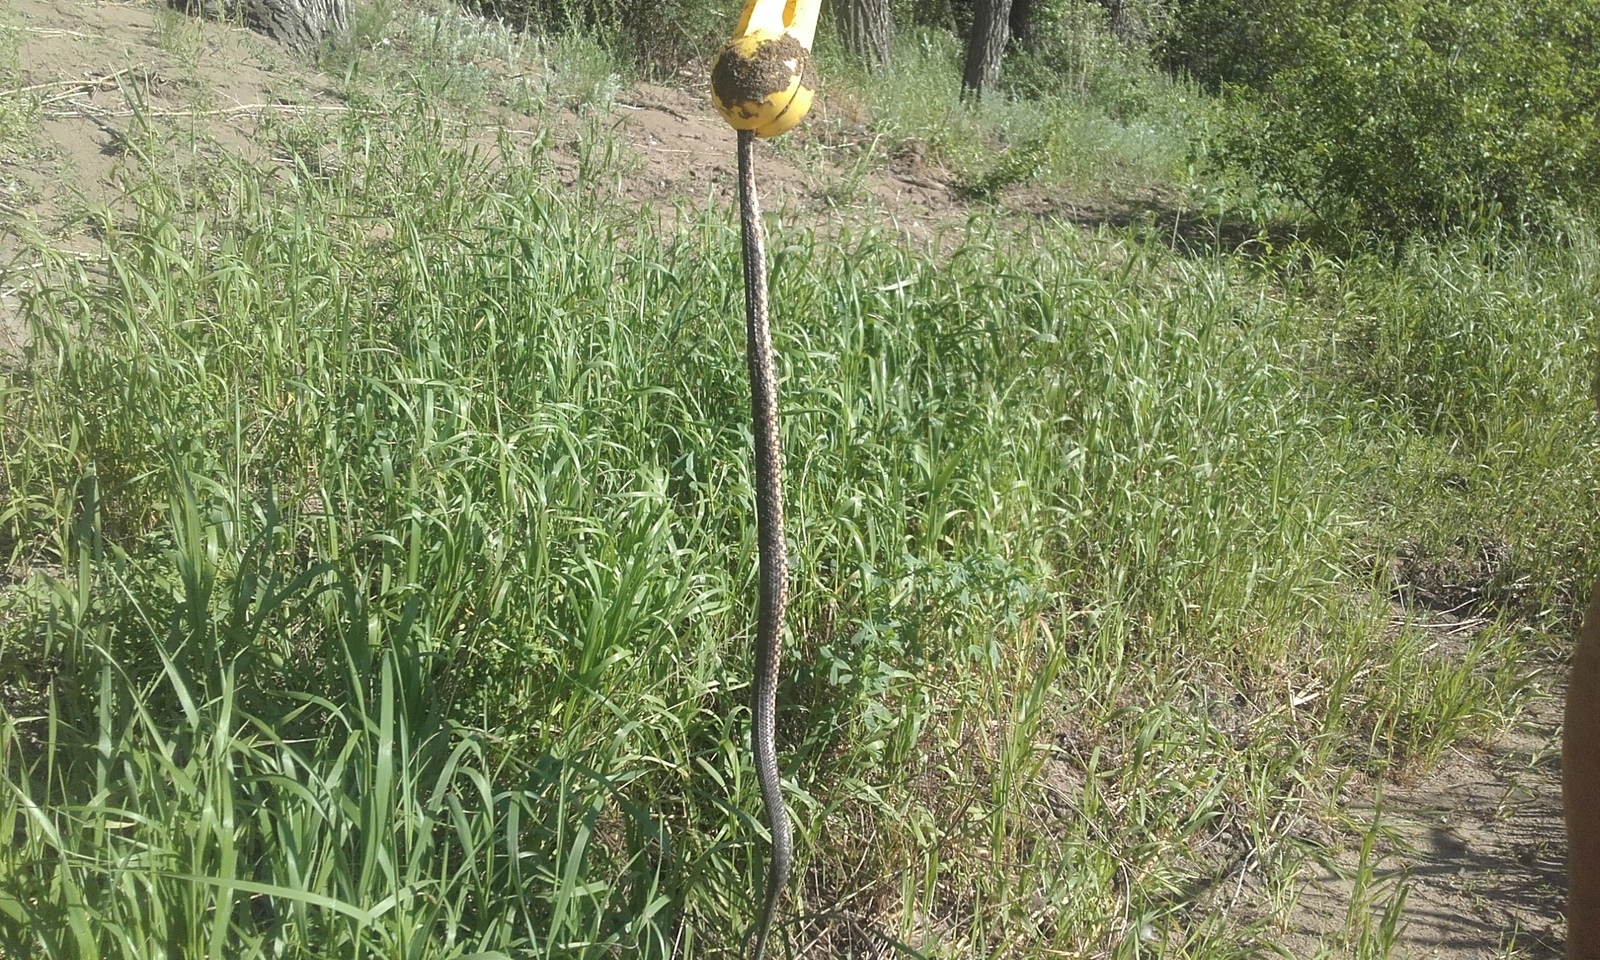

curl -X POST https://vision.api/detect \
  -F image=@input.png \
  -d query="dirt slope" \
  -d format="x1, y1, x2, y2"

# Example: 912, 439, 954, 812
0, 0, 968, 360
1, 0, 312, 355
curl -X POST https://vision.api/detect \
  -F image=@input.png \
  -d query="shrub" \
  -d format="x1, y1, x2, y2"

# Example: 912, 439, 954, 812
460, 0, 722, 74
1159, 0, 1276, 91
1205, 0, 1600, 237
1001, 0, 1168, 118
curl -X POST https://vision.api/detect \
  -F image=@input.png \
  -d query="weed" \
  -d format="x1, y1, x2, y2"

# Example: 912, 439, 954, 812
0, 23, 39, 162
0, 17, 1593, 960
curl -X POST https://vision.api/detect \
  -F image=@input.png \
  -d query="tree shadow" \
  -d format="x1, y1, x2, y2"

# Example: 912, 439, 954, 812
1029, 195, 1314, 260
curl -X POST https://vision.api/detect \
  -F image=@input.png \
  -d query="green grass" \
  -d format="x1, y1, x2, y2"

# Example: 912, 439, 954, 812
1288, 224, 1600, 624
0, 11, 1596, 959
795, 26, 1209, 209
0, 18, 41, 168
325, 0, 632, 120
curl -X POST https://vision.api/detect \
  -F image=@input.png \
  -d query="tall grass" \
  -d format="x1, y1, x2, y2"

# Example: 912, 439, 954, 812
807, 27, 1206, 204
0, 19, 38, 164
1282, 225, 1600, 624
0, 78, 1592, 958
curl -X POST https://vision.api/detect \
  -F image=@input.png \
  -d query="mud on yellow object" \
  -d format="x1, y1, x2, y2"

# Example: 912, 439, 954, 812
710, 0, 820, 138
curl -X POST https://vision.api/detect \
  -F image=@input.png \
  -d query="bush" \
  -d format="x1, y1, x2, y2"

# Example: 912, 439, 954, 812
1196, 0, 1600, 237
1001, 0, 1167, 118
460, 0, 722, 74
1159, 0, 1275, 91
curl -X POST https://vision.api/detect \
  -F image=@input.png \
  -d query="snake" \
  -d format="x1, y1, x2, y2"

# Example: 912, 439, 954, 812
736, 126, 791, 960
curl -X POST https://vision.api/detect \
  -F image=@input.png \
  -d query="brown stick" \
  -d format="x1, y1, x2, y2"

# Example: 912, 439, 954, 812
1567, 579, 1600, 957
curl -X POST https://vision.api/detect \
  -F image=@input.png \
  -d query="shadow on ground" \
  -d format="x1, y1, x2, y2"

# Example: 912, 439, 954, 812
1280, 610, 1566, 958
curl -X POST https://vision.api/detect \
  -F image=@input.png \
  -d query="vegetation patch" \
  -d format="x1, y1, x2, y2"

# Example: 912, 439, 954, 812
0, 0, 1596, 956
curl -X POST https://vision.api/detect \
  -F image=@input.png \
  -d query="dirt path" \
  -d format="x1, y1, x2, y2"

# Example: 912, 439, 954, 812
1280, 609, 1567, 958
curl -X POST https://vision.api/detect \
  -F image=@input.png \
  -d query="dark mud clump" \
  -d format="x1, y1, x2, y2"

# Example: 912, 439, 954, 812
711, 32, 816, 122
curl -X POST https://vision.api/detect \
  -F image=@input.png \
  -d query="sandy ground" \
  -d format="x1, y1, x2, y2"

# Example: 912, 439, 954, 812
1261, 603, 1566, 959
1287, 692, 1565, 957
0, 0, 306, 356
0, 2, 1575, 955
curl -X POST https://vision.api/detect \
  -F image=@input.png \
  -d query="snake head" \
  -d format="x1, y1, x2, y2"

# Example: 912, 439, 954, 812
711, 0, 821, 138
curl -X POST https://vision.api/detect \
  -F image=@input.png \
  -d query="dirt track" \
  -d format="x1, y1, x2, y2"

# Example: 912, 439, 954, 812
1286, 675, 1566, 958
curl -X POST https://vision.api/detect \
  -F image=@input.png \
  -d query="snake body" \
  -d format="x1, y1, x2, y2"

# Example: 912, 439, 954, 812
736, 127, 791, 960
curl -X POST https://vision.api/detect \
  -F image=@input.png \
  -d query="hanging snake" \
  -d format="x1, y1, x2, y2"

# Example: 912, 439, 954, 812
710, 3, 820, 956
736, 126, 791, 960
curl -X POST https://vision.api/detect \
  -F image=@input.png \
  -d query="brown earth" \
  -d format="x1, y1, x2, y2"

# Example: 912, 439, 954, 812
0, 2, 1575, 956
0, 0, 972, 360
1285, 682, 1566, 957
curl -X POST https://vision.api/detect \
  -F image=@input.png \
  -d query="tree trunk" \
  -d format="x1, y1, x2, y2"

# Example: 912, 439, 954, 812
174, 0, 348, 54
961, 0, 1013, 99
1008, 0, 1036, 55
1095, 0, 1137, 44
254, 0, 348, 52
832, 0, 895, 70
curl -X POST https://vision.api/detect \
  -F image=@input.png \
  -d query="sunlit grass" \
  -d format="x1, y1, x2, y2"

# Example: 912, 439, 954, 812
0, 30, 1594, 960
0, 20, 41, 167
805, 26, 1208, 205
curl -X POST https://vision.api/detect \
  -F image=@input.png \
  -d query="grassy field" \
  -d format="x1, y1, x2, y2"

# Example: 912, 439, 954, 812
1, 5, 1598, 957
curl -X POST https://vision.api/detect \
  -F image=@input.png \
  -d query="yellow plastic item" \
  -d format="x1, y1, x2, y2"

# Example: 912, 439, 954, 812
710, 0, 821, 137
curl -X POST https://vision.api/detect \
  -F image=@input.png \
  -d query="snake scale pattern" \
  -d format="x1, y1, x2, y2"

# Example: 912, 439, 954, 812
736, 127, 791, 960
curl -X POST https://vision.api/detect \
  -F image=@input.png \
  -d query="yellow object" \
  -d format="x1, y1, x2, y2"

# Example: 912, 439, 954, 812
711, 0, 820, 137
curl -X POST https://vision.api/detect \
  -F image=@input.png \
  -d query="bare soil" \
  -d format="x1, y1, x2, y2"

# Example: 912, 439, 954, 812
1274, 608, 1567, 959
0, 2, 1575, 956
1291, 714, 1566, 958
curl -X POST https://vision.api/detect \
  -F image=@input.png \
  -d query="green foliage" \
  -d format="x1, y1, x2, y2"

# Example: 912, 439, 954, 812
2, 35, 1596, 958
953, 129, 1054, 198
1159, 0, 1277, 90
1001, 0, 1173, 119
811, 26, 1203, 202
891, 0, 961, 33
1289, 225, 1600, 619
459, 0, 723, 74
0, 21, 39, 162
1206, 0, 1600, 237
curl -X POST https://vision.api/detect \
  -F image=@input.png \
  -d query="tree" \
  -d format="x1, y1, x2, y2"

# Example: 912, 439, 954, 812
831, 0, 895, 70
1008, 0, 1036, 54
1093, 0, 1135, 43
1214, 0, 1600, 236
174, 0, 348, 54
961, 0, 1013, 98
